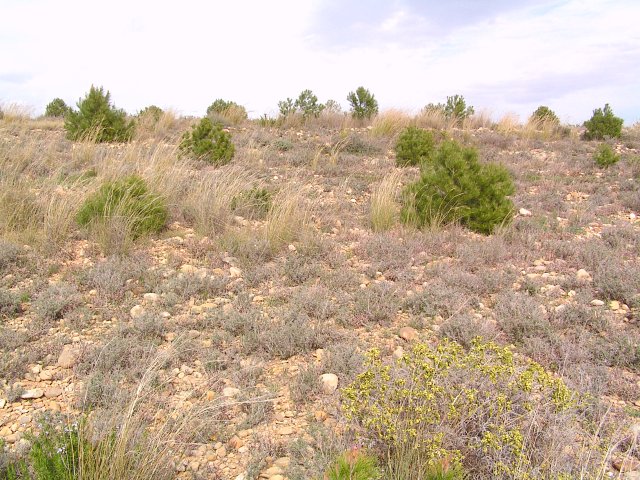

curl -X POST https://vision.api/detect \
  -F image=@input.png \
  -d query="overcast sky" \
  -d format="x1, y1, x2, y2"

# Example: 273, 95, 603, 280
1, 0, 639, 124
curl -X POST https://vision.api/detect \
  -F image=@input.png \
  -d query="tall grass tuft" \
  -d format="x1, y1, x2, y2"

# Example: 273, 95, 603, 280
370, 171, 400, 232
264, 187, 309, 252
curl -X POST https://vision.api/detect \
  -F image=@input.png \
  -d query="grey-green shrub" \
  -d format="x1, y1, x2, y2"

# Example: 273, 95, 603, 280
64, 86, 134, 142
583, 104, 623, 140
179, 118, 235, 166
444, 95, 474, 125
593, 143, 620, 168
530, 105, 559, 125
395, 127, 435, 167
401, 140, 514, 234
76, 175, 168, 238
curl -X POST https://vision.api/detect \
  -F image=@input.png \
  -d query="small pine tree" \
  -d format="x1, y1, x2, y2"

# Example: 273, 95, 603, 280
206, 99, 248, 121
64, 86, 134, 142
347, 87, 379, 120
294, 89, 325, 118
44, 98, 71, 118
530, 105, 559, 125
401, 140, 514, 234
395, 127, 435, 167
593, 143, 620, 168
179, 118, 235, 166
583, 103, 623, 140
444, 95, 474, 126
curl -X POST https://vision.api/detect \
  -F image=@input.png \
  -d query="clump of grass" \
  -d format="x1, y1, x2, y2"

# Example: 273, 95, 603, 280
370, 109, 412, 137
370, 171, 400, 232
324, 448, 382, 480
263, 187, 309, 252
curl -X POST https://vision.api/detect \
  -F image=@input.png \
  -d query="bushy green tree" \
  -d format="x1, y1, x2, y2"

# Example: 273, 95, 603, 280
206, 99, 248, 121
395, 127, 435, 167
64, 86, 134, 142
77, 175, 167, 238
593, 143, 620, 168
401, 140, 514, 234
530, 105, 559, 125
583, 103, 623, 140
444, 95, 474, 125
44, 98, 71, 118
138, 105, 164, 122
179, 118, 235, 166
294, 89, 324, 118
347, 86, 379, 120
278, 98, 296, 117
324, 99, 342, 113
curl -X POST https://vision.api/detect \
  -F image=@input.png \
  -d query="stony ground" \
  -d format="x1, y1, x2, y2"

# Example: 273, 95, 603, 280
1, 117, 639, 479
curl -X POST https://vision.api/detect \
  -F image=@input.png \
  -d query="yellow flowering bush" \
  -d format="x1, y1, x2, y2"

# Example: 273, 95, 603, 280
342, 339, 580, 479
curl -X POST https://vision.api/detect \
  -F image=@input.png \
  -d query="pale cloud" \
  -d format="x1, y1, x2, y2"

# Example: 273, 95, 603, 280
0, 0, 638, 123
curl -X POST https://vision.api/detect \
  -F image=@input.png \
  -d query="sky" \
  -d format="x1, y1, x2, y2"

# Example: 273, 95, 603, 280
1, 0, 639, 124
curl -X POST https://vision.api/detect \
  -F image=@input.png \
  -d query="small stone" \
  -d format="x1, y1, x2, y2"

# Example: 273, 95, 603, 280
30, 365, 41, 374
273, 457, 290, 468
222, 387, 240, 397
277, 426, 294, 435
268, 475, 284, 480
591, 299, 605, 306
180, 264, 198, 274
319, 373, 339, 395
229, 267, 242, 278
519, 208, 532, 216
399, 326, 418, 342
610, 300, 621, 311
44, 387, 63, 398
143, 293, 160, 304
20, 389, 44, 400
130, 305, 145, 319
314, 410, 328, 421
216, 446, 227, 458
288, 244, 296, 252
57, 345, 78, 369
39, 370, 53, 381
393, 346, 405, 359
576, 269, 592, 281
189, 461, 200, 472
0, 399, 6, 409
262, 466, 283, 476
229, 435, 244, 450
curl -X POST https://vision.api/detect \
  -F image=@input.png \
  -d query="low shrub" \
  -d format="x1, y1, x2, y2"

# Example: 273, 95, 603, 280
0, 289, 22, 319
343, 339, 584, 479
76, 175, 168, 240
138, 105, 164, 122
395, 126, 435, 167
64, 85, 134, 142
278, 90, 325, 119
529, 105, 559, 125
179, 118, 235, 166
324, 449, 381, 480
401, 140, 515, 234
593, 143, 620, 168
231, 187, 272, 219
583, 103, 623, 140
32, 283, 80, 323
206, 99, 248, 125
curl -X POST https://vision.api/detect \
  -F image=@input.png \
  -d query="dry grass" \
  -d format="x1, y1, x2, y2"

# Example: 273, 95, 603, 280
370, 109, 413, 137
495, 112, 521, 134
370, 170, 401, 232
264, 186, 309, 252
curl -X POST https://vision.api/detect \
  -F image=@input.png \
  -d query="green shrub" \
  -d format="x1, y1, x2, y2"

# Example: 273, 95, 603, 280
529, 105, 559, 125
179, 118, 235, 166
206, 99, 248, 124
44, 98, 71, 118
277, 90, 325, 119
444, 95, 474, 126
76, 175, 168, 239
395, 127, 435, 167
583, 103, 623, 140
64, 86, 134, 142
231, 187, 272, 219
342, 339, 577, 479
401, 140, 514, 234
347, 87, 379, 120
593, 143, 620, 168
324, 449, 381, 480
138, 105, 163, 122
0, 289, 22, 319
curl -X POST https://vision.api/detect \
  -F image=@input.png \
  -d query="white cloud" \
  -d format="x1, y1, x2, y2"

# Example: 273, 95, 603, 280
0, 0, 638, 123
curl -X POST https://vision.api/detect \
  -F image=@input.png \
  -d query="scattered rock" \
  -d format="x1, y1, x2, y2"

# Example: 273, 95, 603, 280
57, 345, 78, 369
143, 292, 161, 304
591, 299, 605, 306
229, 267, 242, 278
610, 300, 621, 311
319, 373, 339, 395
222, 387, 240, 398
277, 426, 294, 435
130, 305, 145, 319
393, 346, 405, 359
44, 387, 63, 398
20, 389, 44, 400
399, 326, 418, 342
0, 399, 6, 409
519, 208, 532, 216
576, 269, 592, 281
